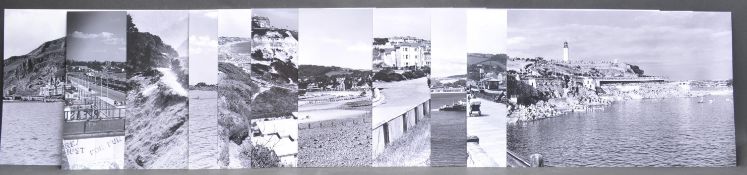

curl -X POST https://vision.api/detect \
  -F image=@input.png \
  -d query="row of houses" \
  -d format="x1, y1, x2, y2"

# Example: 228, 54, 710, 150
302, 76, 371, 91
374, 36, 431, 69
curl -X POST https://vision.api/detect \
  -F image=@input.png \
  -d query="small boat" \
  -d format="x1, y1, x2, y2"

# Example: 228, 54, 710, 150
440, 100, 467, 111
697, 96, 705, 103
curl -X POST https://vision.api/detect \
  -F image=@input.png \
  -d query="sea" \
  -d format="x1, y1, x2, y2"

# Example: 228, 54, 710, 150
188, 90, 219, 169
508, 95, 737, 167
0, 102, 64, 165
429, 93, 468, 167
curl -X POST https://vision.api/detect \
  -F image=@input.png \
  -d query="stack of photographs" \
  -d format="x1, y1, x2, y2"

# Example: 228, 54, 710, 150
0, 8, 736, 169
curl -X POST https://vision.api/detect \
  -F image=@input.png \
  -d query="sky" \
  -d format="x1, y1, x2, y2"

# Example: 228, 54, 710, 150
66, 11, 127, 62
253, 9, 299, 31
468, 9, 507, 54
431, 8, 467, 78
508, 10, 733, 81
219, 9, 252, 37
189, 10, 219, 85
129, 10, 189, 57
373, 8, 431, 40
4, 10, 67, 60
299, 8, 372, 70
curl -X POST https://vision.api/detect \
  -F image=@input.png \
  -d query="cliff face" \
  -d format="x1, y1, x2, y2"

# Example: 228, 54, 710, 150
3, 37, 66, 96
124, 14, 189, 169
248, 27, 299, 118
251, 29, 299, 85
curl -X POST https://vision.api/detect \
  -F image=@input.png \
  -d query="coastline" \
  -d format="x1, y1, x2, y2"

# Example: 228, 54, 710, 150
508, 85, 733, 123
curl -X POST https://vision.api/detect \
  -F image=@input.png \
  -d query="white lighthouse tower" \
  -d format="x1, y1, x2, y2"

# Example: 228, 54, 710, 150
563, 41, 569, 63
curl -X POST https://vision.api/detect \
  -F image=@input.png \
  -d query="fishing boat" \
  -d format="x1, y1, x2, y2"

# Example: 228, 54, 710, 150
439, 100, 467, 111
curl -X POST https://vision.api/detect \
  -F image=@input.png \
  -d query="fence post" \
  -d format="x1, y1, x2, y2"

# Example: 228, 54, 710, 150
530, 154, 544, 167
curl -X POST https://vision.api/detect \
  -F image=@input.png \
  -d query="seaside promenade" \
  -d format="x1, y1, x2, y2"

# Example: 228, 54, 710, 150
372, 77, 431, 166
467, 97, 507, 167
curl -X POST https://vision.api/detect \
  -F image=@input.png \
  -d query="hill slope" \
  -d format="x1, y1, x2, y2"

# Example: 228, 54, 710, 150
3, 37, 66, 96
124, 14, 189, 169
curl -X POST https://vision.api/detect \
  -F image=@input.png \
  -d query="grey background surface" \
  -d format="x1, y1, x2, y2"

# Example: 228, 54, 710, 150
0, 0, 745, 174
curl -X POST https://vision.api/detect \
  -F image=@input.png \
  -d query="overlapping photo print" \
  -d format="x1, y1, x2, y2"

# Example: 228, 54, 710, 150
0, 8, 737, 169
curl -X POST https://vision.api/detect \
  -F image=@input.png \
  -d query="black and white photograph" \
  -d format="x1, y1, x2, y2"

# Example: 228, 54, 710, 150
1, 9, 67, 166
248, 8, 299, 168
296, 8, 373, 167
371, 8, 432, 167
216, 9, 254, 169
505, 10, 735, 167
63, 11, 128, 169
124, 10, 189, 169
428, 8, 468, 167
188, 10, 219, 169
465, 9, 509, 167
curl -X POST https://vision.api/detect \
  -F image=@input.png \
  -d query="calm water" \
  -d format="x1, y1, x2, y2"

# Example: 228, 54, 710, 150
0, 102, 64, 165
188, 90, 219, 169
430, 93, 467, 167
508, 96, 736, 167
231, 41, 252, 54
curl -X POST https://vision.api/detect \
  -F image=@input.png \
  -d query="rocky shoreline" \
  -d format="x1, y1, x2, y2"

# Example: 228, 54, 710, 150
508, 83, 733, 122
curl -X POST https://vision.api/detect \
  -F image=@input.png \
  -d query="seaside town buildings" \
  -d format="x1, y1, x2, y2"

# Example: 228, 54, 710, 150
374, 36, 431, 70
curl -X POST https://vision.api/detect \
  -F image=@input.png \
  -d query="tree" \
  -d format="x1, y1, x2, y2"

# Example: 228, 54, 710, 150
629, 65, 645, 76
127, 14, 138, 33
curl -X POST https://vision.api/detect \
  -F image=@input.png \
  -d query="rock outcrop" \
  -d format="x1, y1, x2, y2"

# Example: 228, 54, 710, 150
3, 37, 66, 96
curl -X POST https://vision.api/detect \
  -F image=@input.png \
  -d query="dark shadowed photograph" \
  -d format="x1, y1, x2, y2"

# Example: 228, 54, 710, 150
188, 10, 220, 169
296, 8, 373, 167
125, 10, 189, 169
371, 8, 432, 167
1, 9, 67, 166
464, 9, 509, 168
428, 8, 468, 167
63, 11, 128, 170
506, 9, 735, 167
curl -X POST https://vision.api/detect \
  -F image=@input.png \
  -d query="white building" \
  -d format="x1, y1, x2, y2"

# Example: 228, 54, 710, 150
563, 41, 569, 63
374, 37, 431, 69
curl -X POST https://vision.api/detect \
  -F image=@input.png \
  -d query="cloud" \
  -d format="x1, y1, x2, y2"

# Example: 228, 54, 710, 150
189, 35, 218, 55
71, 31, 124, 45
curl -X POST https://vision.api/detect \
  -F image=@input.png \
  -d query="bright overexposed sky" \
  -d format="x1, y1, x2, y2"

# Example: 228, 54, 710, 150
431, 8, 468, 78
299, 8, 372, 70
218, 9, 252, 37
373, 8, 431, 40
467, 9, 507, 54
4, 10, 67, 59
189, 10, 218, 85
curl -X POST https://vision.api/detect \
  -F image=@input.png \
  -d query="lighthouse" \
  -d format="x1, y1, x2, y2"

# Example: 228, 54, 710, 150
563, 41, 569, 62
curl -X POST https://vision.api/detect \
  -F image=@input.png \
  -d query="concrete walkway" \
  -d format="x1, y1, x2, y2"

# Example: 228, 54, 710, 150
467, 98, 507, 167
